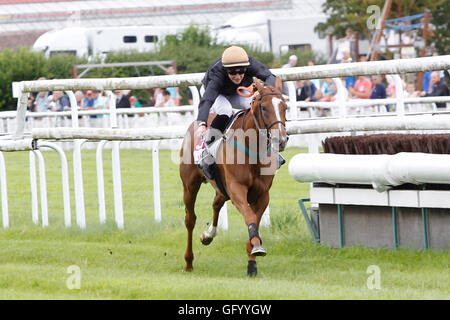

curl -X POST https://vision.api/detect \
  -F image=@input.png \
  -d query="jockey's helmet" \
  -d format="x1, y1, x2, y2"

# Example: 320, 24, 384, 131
221, 46, 250, 68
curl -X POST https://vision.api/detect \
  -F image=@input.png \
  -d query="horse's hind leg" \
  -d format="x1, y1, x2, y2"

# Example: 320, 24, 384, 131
182, 171, 202, 272
201, 192, 226, 245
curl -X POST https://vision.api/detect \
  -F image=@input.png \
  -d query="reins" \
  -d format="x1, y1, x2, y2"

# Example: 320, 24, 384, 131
227, 85, 286, 161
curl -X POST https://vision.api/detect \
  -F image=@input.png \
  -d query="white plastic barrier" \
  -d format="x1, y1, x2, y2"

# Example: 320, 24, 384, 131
289, 153, 450, 192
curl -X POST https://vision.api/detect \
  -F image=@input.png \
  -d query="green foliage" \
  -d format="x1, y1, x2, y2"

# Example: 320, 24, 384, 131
1, 24, 293, 109
0, 48, 47, 109
429, 0, 450, 55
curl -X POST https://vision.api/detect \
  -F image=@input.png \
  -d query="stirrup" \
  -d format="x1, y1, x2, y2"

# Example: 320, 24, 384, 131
277, 153, 286, 169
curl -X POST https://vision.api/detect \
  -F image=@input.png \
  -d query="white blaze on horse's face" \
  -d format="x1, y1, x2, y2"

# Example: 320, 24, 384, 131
271, 97, 288, 150
272, 97, 283, 131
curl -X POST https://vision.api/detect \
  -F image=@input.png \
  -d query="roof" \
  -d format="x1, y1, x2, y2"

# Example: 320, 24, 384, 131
0, 0, 325, 33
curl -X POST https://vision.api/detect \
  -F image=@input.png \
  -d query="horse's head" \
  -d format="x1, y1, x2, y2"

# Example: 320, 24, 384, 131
251, 77, 289, 151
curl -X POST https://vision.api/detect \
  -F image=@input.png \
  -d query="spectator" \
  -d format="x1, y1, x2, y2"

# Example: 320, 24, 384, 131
74, 91, 84, 109
341, 48, 355, 89
83, 90, 95, 110
115, 90, 131, 108
320, 78, 337, 101
296, 80, 316, 117
370, 75, 387, 99
27, 95, 35, 112
404, 82, 423, 112
385, 74, 398, 98
157, 89, 177, 125
350, 75, 372, 99
333, 28, 356, 64
152, 88, 164, 107
156, 89, 175, 108
93, 90, 107, 118
296, 80, 314, 101
307, 59, 321, 90
282, 55, 298, 68
309, 90, 328, 117
370, 75, 387, 112
129, 96, 142, 108
420, 71, 449, 109
166, 66, 182, 106
34, 90, 50, 112
51, 91, 71, 112
422, 53, 445, 92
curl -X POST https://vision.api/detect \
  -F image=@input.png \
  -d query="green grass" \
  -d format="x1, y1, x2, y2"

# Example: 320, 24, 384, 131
0, 147, 448, 299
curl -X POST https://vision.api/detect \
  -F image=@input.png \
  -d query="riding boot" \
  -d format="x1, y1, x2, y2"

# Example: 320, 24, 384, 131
198, 115, 230, 179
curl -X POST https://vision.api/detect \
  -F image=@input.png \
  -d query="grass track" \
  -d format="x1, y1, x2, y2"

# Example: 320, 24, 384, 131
0, 147, 448, 299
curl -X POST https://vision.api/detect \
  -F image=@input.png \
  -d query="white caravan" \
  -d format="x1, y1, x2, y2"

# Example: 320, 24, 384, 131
32, 25, 182, 58
214, 12, 330, 58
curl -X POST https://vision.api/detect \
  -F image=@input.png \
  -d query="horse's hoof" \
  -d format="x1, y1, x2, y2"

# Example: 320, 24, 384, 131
247, 260, 257, 277
251, 244, 267, 257
200, 233, 214, 245
185, 266, 193, 273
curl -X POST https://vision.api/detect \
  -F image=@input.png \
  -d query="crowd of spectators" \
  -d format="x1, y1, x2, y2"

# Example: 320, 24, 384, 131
27, 65, 188, 117
293, 41, 448, 116
27, 48, 448, 119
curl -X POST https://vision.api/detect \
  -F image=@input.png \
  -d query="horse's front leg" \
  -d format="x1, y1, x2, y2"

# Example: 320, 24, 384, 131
182, 172, 202, 272
246, 192, 270, 276
228, 183, 266, 276
201, 192, 226, 245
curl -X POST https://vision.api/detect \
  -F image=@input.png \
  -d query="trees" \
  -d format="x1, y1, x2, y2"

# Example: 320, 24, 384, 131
314, 0, 443, 55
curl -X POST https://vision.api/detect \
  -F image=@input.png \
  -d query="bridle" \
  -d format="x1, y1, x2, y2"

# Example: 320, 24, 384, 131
251, 91, 286, 133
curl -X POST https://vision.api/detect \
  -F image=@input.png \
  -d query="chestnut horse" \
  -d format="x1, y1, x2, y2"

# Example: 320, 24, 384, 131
179, 76, 288, 276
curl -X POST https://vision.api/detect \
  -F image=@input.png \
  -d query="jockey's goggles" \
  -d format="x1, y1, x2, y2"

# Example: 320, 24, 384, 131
226, 67, 247, 75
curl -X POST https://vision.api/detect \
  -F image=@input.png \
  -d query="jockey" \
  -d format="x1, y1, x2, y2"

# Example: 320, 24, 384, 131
196, 45, 285, 179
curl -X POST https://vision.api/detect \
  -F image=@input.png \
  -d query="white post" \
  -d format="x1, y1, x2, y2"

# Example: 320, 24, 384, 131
13, 90, 28, 139
260, 206, 270, 227
218, 202, 228, 230
66, 90, 79, 128
38, 141, 71, 227
111, 141, 124, 229
333, 77, 347, 118
96, 140, 108, 224
73, 139, 87, 229
189, 86, 200, 120
106, 90, 118, 128
29, 151, 39, 225
393, 75, 405, 116
33, 150, 48, 227
286, 81, 298, 120
152, 140, 162, 222
0, 152, 9, 228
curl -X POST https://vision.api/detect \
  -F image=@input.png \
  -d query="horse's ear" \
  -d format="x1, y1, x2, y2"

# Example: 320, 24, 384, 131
275, 76, 283, 92
253, 77, 264, 93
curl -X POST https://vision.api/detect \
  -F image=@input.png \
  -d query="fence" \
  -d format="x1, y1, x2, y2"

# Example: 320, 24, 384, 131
1, 55, 449, 231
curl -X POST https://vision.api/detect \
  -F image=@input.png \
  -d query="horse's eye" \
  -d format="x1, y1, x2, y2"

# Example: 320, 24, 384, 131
261, 106, 268, 112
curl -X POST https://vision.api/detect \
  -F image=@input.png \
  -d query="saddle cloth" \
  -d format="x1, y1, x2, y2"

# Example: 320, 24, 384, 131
193, 109, 246, 164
